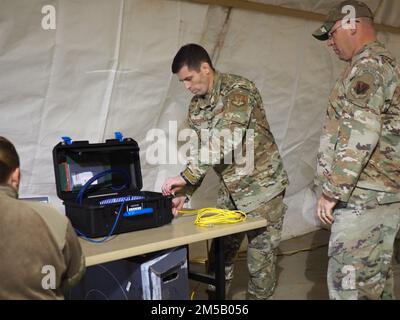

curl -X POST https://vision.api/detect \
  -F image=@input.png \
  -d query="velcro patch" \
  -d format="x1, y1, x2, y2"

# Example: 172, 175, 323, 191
230, 92, 248, 108
349, 72, 377, 101
182, 168, 198, 185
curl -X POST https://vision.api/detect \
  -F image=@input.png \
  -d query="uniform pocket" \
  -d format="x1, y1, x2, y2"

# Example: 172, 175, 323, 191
328, 207, 382, 258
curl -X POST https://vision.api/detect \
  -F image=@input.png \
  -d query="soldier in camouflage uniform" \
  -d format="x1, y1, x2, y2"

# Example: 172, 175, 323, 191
161, 44, 288, 299
313, 0, 400, 300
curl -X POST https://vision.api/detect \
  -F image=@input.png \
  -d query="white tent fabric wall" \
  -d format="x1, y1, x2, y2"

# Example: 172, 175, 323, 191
0, 0, 399, 240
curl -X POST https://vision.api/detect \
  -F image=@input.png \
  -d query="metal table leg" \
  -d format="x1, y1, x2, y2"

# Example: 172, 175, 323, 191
187, 237, 226, 300
214, 237, 225, 300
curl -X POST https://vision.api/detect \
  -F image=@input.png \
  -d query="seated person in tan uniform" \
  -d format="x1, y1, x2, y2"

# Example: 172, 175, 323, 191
0, 136, 85, 299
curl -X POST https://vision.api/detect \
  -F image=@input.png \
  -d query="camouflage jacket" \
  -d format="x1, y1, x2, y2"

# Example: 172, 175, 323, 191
181, 71, 288, 213
316, 41, 400, 206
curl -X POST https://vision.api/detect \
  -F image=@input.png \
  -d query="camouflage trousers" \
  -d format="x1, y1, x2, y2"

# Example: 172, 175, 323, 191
328, 202, 400, 300
208, 190, 287, 300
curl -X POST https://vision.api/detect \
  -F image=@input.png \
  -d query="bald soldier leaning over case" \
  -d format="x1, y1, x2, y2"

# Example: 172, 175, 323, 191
313, 0, 400, 300
0, 136, 85, 299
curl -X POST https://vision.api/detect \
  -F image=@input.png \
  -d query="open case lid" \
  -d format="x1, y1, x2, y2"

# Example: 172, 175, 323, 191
52, 136, 143, 202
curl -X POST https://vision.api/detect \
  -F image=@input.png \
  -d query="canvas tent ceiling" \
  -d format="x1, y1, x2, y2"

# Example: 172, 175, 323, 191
190, 0, 400, 31
0, 0, 399, 239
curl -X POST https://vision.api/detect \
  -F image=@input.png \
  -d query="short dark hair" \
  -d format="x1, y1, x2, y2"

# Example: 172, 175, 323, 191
0, 136, 20, 183
171, 43, 215, 74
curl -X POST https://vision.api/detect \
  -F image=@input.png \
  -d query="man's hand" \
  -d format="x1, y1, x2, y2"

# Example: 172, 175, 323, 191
172, 196, 186, 217
317, 193, 338, 225
161, 175, 187, 196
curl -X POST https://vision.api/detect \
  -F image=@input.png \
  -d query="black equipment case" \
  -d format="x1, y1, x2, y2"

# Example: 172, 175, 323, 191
52, 136, 173, 238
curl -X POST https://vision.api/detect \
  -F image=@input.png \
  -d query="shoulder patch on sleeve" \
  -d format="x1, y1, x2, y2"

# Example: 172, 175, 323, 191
349, 72, 375, 99
229, 92, 248, 108
347, 70, 381, 108
223, 89, 252, 125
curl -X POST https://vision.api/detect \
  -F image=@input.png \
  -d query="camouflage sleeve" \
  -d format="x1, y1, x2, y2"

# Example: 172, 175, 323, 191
181, 88, 253, 185
315, 109, 338, 187
322, 68, 383, 201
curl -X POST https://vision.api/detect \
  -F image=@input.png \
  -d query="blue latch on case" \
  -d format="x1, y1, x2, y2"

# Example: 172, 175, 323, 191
115, 132, 124, 142
61, 136, 73, 145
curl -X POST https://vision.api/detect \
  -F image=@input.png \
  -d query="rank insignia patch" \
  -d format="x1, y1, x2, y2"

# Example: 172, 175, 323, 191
230, 93, 248, 107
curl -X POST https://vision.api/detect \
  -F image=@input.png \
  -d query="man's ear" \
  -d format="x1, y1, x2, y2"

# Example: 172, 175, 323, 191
8, 167, 20, 191
200, 62, 211, 75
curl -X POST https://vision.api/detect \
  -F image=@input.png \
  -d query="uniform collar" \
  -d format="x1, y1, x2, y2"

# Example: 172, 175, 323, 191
351, 41, 384, 65
199, 70, 222, 110
0, 184, 18, 199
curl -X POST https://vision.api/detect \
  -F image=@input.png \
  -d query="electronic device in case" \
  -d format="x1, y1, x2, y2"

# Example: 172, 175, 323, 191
52, 134, 173, 238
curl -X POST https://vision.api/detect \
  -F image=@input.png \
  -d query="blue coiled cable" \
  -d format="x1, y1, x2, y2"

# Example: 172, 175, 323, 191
74, 201, 125, 243
74, 168, 130, 243
76, 168, 130, 205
